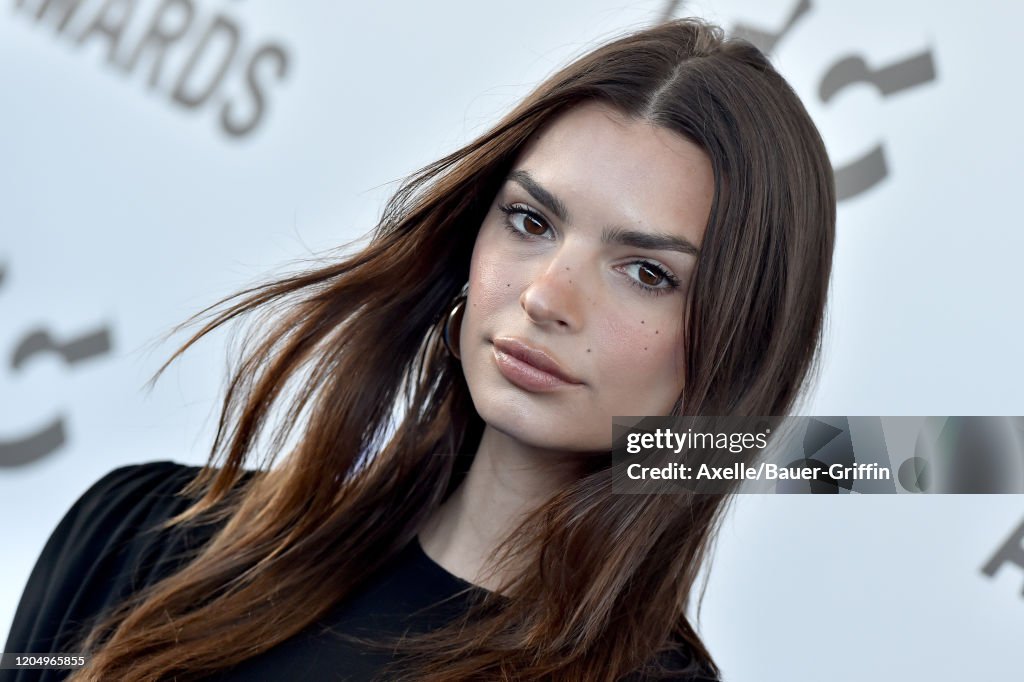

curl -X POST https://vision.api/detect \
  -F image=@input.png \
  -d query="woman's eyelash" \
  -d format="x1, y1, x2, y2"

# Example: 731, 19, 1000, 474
497, 202, 682, 297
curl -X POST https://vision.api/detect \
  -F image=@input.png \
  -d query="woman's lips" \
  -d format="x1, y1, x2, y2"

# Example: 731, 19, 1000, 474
491, 337, 583, 392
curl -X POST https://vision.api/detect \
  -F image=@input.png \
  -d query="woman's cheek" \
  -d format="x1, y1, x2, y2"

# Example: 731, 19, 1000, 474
468, 233, 517, 314
594, 316, 649, 376
597, 313, 683, 379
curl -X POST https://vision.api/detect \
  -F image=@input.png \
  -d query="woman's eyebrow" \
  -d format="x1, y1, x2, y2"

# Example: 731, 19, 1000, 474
506, 168, 701, 256
508, 169, 571, 223
604, 225, 700, 257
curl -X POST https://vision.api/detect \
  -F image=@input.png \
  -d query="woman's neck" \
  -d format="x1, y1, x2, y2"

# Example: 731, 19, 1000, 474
417, 425, 588, 592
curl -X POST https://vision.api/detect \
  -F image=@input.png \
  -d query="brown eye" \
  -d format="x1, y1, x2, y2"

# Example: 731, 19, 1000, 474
623, 261, 680, 297
499, 204, 553, 240
523, 214, 546, 235
637, 264, 664, 287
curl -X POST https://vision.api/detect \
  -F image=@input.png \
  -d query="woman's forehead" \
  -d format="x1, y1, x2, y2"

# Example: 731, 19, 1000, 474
506, 102, 714, 249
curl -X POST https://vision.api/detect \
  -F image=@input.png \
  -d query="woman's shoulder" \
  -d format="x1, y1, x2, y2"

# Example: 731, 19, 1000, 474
51, 460, 213, 569
2, 460, 225, 659
65, 459, 206, 525
28, 458, 211, 577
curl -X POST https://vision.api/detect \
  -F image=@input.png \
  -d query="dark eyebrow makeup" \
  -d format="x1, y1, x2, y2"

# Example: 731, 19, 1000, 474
506, 169, 701, 257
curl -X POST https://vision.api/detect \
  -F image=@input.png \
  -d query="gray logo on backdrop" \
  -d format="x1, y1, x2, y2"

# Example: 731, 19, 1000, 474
12, 0, 291, 139
984, 518, 1024, 599
0, 264, 113, 467
660, 0, 938, 201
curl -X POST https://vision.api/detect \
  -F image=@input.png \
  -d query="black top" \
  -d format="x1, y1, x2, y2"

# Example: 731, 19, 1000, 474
2, 461, 716, 681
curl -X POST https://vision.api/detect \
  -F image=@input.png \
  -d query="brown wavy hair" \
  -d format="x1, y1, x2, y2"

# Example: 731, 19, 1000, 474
68, 16, 835, 681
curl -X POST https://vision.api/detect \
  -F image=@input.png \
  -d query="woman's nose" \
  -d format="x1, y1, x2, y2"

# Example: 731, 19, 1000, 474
519, 251, 586, 330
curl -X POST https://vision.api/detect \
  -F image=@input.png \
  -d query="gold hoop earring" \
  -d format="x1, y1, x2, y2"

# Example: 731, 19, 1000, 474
442, 283, 469, 360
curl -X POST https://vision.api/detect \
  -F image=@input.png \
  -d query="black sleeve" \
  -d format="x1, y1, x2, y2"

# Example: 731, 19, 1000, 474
1, 460, 211, 682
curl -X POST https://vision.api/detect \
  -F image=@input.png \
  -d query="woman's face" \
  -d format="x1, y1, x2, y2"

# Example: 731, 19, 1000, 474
460, 101, 714, 453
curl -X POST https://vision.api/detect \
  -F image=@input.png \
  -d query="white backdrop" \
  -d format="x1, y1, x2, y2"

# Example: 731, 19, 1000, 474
2, 1, 1023, 679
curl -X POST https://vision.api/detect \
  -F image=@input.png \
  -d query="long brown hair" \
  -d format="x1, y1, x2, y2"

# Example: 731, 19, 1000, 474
69, 16, 835, 681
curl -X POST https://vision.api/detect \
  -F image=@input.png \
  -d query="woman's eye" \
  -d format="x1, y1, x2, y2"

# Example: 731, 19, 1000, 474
622, 262, 682, 297
498, 203, 551, 239
623, 262, 669, 288
635, 263, 664, 287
